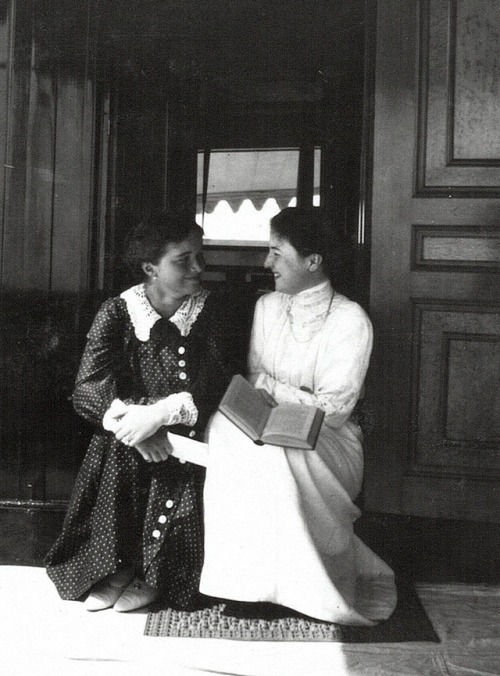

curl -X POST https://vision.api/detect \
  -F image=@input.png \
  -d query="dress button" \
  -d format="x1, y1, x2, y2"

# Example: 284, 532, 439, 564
179, 372, 187, 380
165, 499, 174, 509
152, 529, 161, 539
158, 514, 167, 524
189, 430, 196, 438
178, 346, 186, 355
178, 360, 186, 367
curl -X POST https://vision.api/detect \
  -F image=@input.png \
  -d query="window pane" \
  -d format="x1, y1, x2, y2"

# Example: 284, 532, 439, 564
197, 148, 320, 244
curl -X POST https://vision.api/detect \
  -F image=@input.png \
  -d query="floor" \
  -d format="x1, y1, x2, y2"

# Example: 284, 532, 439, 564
0, 566, 498, 676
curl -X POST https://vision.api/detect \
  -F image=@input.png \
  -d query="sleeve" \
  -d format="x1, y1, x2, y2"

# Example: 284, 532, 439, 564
72, 299, 188, 429
254, 306, 373, 429
72, 300, 129, 427
248, 295, 267, 380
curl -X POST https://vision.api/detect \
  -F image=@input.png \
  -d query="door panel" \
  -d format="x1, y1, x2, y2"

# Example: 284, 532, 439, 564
365, 0, 500, 522
418, 0, 500, 194
413, 304, 499, 472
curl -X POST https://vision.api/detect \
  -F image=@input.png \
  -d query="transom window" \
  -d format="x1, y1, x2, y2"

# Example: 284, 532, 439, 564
196, 148, 321, 245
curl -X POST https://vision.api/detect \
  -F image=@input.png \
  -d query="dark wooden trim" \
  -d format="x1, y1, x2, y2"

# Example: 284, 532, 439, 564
415, 0, 431, 198
445, 0, 457, 166
416, 185, 500, 198
352, 0, 377, 309
0, 0, 16, 284
0, 499, 68, 510
296, 143, 315, 207
355, 512, 500, 583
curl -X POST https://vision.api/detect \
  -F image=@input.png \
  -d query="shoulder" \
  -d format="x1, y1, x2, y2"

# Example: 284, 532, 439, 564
99, 295, 126, 311
331, 293, 370, 319
327, 294, 373, 334
88, 295, 128, 333
96, 295, 128, 320
255, 290, 287, 315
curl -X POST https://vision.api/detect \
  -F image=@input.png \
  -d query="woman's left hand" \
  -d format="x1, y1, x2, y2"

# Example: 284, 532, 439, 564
135, 429, 172, 463
113, 404, 164, 446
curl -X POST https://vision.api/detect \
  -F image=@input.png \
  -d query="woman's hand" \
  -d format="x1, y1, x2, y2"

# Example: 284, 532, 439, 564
113, 404, 164, 447
135, 428, 173, 463
102, 398, 128, 433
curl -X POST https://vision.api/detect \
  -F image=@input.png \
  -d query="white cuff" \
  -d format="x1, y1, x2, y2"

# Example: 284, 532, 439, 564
254, 373, 269, 391
156, 392, 198, 427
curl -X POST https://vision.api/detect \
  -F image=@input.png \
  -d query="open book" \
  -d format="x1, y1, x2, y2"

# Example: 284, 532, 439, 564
218, 374, 324, 450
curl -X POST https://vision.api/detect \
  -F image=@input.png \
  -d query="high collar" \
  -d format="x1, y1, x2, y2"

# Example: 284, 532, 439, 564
290, 279, 333, 308
120, 284, 209, 341
285, 280, 335, 342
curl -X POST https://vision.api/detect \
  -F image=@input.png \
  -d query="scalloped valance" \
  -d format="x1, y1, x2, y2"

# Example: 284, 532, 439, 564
197, 149, 319, 213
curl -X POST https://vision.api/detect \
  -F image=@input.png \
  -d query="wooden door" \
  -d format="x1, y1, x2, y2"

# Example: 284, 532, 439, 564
364, 0, 500, 522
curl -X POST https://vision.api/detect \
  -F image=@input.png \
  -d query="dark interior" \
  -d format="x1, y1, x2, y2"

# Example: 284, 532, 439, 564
97, 0, 368, 300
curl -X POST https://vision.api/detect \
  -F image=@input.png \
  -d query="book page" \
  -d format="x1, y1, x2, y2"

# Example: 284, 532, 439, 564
219, 375, 270, 441
168, 432, 208, 467
264, 404, 320, 448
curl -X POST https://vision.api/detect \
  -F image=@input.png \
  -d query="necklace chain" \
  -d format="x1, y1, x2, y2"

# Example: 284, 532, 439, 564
286, 292, 335, 343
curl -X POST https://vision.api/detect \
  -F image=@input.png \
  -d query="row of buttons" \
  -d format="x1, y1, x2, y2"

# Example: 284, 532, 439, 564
177, 344, 195, 456
178, 346, 187, 380
151, 344, 195, 540
152, 499, 176, 538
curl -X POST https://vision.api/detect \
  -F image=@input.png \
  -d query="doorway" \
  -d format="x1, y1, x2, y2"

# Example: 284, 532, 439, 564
97, 0, 369, 303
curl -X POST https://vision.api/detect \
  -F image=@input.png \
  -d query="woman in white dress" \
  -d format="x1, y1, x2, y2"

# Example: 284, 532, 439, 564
200, 207, 397, 625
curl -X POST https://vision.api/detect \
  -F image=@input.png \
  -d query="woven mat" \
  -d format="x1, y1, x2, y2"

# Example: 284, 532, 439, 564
145, 581, 439, 643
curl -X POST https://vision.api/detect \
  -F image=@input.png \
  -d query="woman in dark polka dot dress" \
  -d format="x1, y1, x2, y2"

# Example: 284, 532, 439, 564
46, 212, 238, 612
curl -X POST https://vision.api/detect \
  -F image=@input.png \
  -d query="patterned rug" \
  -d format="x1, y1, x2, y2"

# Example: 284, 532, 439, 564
145, 581, 439, 642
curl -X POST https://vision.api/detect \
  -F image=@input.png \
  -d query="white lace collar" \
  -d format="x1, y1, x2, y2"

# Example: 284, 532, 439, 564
120, 284, 209, 341
285, 280, 335, 342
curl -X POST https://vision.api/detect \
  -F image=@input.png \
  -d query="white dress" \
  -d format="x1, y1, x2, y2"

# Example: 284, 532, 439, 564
199, 281, 397, 625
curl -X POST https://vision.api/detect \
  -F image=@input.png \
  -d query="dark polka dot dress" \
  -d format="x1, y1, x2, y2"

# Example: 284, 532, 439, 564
45, 288, 237, 607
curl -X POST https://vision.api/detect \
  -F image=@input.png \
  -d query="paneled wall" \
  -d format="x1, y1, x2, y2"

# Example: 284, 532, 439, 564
0, 2, 186, 508
0, 0, 101, 505
1, 0, 99, 294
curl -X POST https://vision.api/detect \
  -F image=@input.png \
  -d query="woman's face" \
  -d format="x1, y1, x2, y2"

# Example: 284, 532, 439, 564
264, 230, 314, 295
144, 229, 205, 300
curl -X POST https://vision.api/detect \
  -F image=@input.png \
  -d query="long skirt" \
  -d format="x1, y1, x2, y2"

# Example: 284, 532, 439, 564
46, 432, 205, 607
199, 412, 397, 625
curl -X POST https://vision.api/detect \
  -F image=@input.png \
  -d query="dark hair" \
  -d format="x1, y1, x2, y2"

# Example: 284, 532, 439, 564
270, 207, 331, 272
123, 211, 202, 281
270, 207, 353, 289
